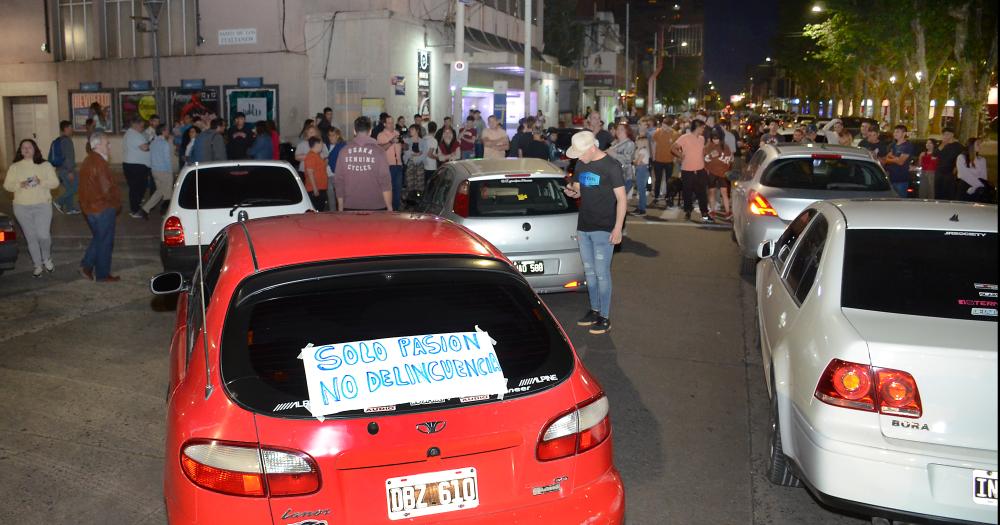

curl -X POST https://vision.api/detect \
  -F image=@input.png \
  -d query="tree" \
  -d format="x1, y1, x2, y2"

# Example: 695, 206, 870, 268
950, 0, 998, 141
543, 0, 585, 68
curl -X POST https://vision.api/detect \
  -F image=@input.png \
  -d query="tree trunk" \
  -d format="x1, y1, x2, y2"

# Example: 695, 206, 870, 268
950, 3, 999, 141
890, 87, 903, 126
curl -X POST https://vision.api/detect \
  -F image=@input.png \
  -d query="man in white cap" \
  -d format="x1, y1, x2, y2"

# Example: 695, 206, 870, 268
563, 130, 627, 334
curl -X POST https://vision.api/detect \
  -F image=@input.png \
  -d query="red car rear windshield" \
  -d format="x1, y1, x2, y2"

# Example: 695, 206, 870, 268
220, 258, 575, 419
468, 178, 577, 217
842, 230, 998, 322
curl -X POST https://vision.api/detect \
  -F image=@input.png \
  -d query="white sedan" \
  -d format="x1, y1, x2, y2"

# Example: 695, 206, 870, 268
756, 199, 998, 524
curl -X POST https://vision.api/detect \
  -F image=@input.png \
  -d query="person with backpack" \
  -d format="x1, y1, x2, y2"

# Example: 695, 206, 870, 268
50, 120, 80, 214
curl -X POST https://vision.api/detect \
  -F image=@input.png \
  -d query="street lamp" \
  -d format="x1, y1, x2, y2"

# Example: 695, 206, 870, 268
914, 71, 923, 82
680, 41, 688, 47
765, 56, 772, 62
811, 4, 823, 13
889, 75, 897, 84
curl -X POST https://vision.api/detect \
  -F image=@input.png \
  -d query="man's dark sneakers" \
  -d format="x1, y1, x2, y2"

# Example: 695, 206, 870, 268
589, 317, 611, 334
577, 310, 601, 326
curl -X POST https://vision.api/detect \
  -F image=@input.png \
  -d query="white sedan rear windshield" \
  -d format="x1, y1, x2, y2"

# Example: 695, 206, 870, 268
178, 165, 303, 209
761, 158, 890, 191
468, 178, 577, 217
842, 230, 998, 321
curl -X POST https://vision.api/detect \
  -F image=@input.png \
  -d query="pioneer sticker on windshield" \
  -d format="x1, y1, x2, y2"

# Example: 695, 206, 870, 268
298, 327, 508, 421
974, 283, 999, 291
971, 308, 998, 317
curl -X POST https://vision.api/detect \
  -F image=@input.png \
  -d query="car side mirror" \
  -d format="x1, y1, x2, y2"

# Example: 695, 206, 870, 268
150, 271, 188, 295
757, 240, 775, 259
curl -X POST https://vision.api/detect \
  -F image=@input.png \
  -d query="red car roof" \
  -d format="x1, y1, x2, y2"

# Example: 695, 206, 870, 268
238, 212, 506, 271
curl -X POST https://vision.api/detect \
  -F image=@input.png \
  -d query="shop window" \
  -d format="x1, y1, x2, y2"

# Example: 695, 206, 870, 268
59, 0, 95, 61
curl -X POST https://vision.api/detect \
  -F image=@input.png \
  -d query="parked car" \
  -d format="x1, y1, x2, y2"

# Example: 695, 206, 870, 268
150, 212, 625, 524
0, 211, 17, 275
731, 143, 896, 275
416, 158, 586, 293
160, 160, 314, 276
755, 199, 998, 524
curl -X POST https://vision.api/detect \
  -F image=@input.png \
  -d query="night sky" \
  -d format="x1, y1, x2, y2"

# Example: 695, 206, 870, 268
703, 0, 778, 98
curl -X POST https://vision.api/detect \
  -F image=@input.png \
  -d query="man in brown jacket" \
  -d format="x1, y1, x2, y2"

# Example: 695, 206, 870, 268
78, 132, 121, 282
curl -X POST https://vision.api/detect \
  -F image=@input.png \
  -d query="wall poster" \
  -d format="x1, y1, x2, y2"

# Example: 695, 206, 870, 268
224, 85, 279, 126
68, 90, 114, 133
168, 86, 221, 125
117, 90, 159, 130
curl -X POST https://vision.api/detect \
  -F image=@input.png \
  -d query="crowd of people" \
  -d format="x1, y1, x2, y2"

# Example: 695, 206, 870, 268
3, 99, 994, 283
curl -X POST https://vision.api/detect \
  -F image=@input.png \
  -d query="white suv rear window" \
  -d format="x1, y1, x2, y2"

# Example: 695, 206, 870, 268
178, 165, 303, 209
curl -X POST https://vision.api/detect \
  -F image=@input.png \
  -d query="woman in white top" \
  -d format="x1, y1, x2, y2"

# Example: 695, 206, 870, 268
956, 137, 988, 201
295, 124, 327, 173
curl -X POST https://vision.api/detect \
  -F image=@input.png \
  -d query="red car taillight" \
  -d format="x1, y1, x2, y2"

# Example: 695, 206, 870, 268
537, 395, 611, 461
180, 440, 320, 497
815, 359, 922, 418
0, 227, 15, 243
163, 216, 185, 247
748, 190, 778, 217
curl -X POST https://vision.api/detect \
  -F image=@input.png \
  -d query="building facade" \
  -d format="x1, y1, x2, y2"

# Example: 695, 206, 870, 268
0, 0, 576, 166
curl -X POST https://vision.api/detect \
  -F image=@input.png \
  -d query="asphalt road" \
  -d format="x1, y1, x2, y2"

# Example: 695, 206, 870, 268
0, 186, 867, 525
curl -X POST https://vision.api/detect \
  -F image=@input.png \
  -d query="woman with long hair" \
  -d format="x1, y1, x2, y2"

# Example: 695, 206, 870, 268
3, 139, 59, 277
956, 137, 988, 201
437, 127, 461, 165
403, 124, 426, 199
181, 126, 200, 166
608, 123, 636, 196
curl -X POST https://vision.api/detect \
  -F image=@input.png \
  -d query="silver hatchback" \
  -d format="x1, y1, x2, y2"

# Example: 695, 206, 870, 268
732, 143, 896, 275
416, 158, 585, 293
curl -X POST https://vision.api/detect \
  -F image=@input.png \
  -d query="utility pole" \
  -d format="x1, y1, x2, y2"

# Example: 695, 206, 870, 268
524, 0, 532, 118
143, 0, 165, 114
624, 2, 630, 94
453, 0, 465, 121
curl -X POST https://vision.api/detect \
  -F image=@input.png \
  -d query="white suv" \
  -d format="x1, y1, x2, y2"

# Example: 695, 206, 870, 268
160, 160, 314, 275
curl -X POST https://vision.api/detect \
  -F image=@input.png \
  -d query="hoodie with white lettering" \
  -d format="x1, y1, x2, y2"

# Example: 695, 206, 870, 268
333, 135, 392, 210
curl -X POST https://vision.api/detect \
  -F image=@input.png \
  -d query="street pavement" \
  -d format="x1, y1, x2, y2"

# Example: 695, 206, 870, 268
0, 183, 867, 524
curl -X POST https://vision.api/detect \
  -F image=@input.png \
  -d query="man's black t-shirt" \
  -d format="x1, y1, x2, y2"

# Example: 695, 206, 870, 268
858, 139, 889, 159
522, 139, 550, 160
573, 154, 625, 232
936, 141, 964, 177
595, 129, 614, 151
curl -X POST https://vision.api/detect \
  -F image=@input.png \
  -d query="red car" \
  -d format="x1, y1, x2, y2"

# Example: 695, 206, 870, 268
150, 212, 624, 525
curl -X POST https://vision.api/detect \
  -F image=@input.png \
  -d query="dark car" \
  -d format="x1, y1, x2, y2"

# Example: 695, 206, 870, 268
0, 211, 18, 275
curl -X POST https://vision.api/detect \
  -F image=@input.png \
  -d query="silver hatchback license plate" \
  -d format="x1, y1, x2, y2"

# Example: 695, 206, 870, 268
515, 260, 545, 274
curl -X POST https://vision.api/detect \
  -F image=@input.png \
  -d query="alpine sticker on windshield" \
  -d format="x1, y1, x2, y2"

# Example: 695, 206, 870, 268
974, 283, 998, 291
298, 327, 508, 421
971, 308, 998, 317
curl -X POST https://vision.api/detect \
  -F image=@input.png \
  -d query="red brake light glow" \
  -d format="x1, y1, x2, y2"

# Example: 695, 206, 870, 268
815, 359, 922, 418
748, 190, 778, 217
163, 216, 185, 247
537, 395, 610, 461
505, 173, 532, 178
811, 153, 843, 160
180, 440, 320, 497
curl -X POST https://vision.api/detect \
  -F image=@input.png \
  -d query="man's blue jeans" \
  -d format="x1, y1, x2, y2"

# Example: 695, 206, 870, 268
390, 165, 404, 211
56, 168, 79, 211
82, 208, 116, 279
578, 230, 614, 318
892, 181, 909, 198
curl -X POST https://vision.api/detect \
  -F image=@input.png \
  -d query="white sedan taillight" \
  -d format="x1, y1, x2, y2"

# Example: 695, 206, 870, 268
537, 395, 611, 461
180, 440, 320, 497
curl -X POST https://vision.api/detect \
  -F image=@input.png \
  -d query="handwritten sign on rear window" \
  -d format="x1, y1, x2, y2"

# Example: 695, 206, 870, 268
298, 326, 508, 421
